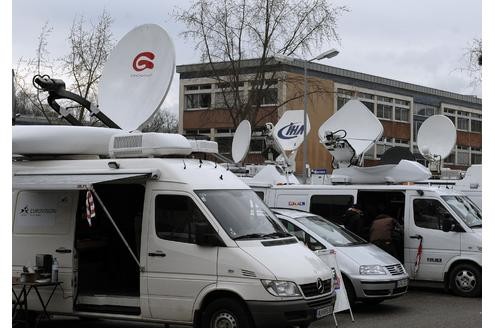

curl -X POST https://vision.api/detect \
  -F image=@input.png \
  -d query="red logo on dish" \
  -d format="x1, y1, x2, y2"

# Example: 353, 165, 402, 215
132, 51, 155, 71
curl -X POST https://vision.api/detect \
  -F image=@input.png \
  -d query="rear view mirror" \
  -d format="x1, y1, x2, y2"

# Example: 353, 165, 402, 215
194, 222, 224, 247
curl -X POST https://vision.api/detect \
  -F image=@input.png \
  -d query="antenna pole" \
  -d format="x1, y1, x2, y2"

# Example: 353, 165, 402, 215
302, 61, 309, 183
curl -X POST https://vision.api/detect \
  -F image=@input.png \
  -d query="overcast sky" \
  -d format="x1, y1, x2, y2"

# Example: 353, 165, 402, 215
12, 0, 481, 117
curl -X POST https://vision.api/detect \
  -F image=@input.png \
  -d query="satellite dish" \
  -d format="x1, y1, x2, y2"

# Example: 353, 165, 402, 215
318, 99, 383, 167
232, 120, 252, 163
273, 110, 310, 152
98, 24, 175, 131
381, 146, 415, 165
417, 115, 456, 160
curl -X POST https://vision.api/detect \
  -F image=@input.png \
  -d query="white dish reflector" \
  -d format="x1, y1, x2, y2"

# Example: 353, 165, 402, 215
232, 120, 252, 163
417, 115, 456, 160
98, 24, 176, 131
318, 99, 383, 159
273, 110, 310, 152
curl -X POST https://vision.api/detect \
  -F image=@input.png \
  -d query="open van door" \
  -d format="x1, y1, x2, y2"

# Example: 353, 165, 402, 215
12, 189, 78, 313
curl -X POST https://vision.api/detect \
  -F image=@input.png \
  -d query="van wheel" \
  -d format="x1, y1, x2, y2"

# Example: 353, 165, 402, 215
202, 298, 253, 328
343, 276, 356, 306
449, 263, 481, 297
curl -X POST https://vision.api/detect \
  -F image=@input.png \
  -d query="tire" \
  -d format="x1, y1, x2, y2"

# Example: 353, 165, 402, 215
343, 276, 356, 306
201, 297, 253, 328
449, 263, 481, 297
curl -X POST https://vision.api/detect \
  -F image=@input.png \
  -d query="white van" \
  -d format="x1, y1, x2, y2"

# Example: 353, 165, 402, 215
12, 133, 336, 328
251, 182, 482, 297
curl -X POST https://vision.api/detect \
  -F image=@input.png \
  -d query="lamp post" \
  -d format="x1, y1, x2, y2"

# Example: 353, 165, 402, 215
302, 48, 339, 182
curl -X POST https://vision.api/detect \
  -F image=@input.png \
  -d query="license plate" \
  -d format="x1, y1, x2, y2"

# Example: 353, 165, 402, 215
396, 278, 408, 288
316, 305, 333, 319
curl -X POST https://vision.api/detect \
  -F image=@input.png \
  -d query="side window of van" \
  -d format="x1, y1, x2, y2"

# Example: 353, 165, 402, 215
155, 195, 210, 244
255, 191, 265, 201
281, 220, 325, 251
310, 195, 354, 224
413, 199, 454, 230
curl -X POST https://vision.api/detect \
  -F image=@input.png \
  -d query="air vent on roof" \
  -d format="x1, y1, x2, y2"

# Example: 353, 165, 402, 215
109, 132, 193, 158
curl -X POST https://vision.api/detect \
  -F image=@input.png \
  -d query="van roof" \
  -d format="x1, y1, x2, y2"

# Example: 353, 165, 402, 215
13, 158, 249, 191
259, 183, 465, 195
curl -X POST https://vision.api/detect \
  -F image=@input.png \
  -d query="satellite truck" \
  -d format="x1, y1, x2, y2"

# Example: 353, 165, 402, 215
233, 100, 482, 298
12, 24, 338, 328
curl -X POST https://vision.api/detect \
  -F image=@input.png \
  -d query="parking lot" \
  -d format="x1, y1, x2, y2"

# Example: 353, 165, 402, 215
35, 287, 481, 328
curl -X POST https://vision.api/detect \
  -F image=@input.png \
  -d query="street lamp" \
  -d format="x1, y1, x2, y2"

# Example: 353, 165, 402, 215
302, 48, 339, 182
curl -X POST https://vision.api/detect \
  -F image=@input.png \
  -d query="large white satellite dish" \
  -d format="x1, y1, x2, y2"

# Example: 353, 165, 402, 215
417, 115, 456, 160
232, 120, 252, 163
273, 110, 310, 152
98, 24, 175, 131
318, 99, 383, 167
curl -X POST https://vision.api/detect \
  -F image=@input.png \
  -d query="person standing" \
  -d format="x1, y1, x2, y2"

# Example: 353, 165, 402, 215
369, 214, 401, 259
341, 204, 367, 240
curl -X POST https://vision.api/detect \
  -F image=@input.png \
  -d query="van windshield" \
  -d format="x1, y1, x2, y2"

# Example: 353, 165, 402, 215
195, 189, 290, 240
442, 196, 482, 228
295, 215, 367, 246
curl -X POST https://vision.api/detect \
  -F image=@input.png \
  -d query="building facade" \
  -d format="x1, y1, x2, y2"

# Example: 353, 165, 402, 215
177, 58, 482, 173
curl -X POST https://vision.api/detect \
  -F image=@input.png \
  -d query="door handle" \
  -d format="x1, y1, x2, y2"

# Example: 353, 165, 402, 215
56, 247, 72, 254
409, 234, 423, 240
148, 251, 166, 257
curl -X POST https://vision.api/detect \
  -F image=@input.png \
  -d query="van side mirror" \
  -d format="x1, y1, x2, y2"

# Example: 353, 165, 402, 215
194, 222, 224, 247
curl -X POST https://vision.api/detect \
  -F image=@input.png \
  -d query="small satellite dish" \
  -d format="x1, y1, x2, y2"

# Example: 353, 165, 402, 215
381, 146, 415, 165
232, 120, 252, 163
417, 115, 456, 160
318, 99, 383, 167
273, 110, 310, 152
98, 24, 175, 131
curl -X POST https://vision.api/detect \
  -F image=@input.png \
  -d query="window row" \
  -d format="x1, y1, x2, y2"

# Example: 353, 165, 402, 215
337, 96, 410, 122
337, 88, 410, 106
185, 88, 278, 109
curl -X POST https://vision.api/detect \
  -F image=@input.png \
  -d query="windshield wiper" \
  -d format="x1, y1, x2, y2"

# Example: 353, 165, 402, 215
470, 224, 482, 228
262, 231, 293, 239
232, 231, 292, 240
232, 233, 267, 240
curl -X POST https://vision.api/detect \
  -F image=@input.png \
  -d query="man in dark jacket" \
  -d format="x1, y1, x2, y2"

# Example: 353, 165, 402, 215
369, 214, 401, 258
342, 204, 367, 240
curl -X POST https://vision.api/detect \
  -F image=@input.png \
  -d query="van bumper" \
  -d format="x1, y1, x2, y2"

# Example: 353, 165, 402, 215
246, 292, 336, 328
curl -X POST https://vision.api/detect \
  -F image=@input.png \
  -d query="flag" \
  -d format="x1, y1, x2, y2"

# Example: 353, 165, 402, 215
85, 190, 96, 226
413, 237, 423, 278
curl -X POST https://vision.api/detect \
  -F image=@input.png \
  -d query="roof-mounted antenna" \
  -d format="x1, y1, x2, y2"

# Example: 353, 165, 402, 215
417, 115, 456, 176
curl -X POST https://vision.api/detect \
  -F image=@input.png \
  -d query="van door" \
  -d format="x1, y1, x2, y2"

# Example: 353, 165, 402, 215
404, 193, 461, 281
12, 190, 77, 313
146, 191, 218, 322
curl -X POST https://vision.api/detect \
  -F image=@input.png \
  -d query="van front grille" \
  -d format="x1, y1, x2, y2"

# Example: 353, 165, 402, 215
385, 264, 405, 275
299, 279, 332, 297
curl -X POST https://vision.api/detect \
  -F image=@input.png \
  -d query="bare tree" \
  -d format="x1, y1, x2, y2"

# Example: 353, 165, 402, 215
175, 0, 347, 127
60, 10, 114, 122
14, 22, 57, 123
462, 38, 482, 87
141, 110, 179, 133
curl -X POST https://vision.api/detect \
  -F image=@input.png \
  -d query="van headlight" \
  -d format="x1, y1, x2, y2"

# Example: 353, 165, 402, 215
359, 265, 387, 275
261, 280, 302, 297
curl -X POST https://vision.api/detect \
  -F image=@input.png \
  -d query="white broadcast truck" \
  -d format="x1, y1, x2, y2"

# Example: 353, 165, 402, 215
240, 101, 482, 298
12, 24, 336, 328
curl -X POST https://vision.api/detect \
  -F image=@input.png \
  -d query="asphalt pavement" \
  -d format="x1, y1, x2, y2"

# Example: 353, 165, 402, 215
34, 287, 481, 328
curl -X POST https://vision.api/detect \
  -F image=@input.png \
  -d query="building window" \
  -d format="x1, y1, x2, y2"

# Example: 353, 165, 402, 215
249, 139, 265, 153
358, 92, 374, 100
471, 150, 482, 164
394, 138, 409, 147
395, 107, 409, 122
249, 88, 278, 106
377, 96, 393, 103
444, 153, 455, 164
471, 120, 481, 133
362, 101, 374, 113
337, 88, 354, 96
216, 136, 233, 155
377, 104, 393, 120
395, 99, 410, 106
185, 93, 211, 109
337, 97, 349, 110
414, 104, 438, 117
457, 146, 470, 165
185, 84, 211, 91
457, 117, 469, 131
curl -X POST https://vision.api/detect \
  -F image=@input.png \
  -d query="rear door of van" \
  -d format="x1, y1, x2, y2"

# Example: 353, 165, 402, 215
12, 189, 77, 313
